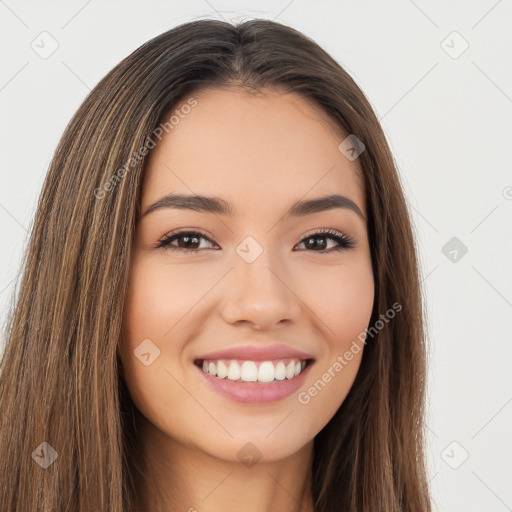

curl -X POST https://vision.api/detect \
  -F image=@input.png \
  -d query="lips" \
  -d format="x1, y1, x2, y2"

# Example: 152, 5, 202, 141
193, 343, 315, 403
194, 343, 315, 362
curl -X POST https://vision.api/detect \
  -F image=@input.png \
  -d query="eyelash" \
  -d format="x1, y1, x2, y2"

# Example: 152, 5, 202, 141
155, 228, 356, 255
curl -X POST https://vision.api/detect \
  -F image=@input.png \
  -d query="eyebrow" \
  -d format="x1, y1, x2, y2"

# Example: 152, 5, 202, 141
142, 193, 365, 221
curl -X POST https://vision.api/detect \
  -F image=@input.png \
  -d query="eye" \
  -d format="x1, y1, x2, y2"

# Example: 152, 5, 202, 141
156, 227, 356, 254
294, 228, 356, 254
156, 229, 218, 253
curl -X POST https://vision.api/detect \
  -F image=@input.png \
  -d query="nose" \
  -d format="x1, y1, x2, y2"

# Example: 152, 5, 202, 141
220, 249, 302, 331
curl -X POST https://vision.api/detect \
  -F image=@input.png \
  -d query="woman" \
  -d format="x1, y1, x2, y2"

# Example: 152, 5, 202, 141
0, 18, 431, 512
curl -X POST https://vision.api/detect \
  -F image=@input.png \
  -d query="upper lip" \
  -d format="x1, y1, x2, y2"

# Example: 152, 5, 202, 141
195, 343, 315, 362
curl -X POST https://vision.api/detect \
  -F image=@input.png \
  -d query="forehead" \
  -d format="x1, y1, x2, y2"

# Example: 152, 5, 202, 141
142, 87, 365, 219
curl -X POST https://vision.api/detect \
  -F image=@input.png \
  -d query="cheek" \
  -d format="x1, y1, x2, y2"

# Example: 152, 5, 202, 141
294, 261, 373, 420
123, 259, 206, 343
120, 262, 179, 414
298, 259, 375, 347
119, 257, 219, 403
330, 277, 374, 350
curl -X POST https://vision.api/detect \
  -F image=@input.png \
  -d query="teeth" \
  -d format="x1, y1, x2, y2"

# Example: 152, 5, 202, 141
240, 361, 258, 381
227, 361, 241, 381
258, 361, 275, 382
285, 361, 295, 379
216, 360, 228, 378
199, 358, 308, 383
275, 362, 286, 380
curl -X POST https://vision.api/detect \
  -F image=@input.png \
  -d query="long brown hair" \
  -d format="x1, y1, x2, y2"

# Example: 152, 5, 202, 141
0, 18, 431, 511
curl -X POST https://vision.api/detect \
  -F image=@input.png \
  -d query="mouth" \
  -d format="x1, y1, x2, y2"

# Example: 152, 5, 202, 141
194, 357, 314, 383
193, 357, 315, 403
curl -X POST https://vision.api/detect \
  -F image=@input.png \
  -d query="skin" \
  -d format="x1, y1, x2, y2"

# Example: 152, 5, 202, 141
120, 86, 375, 512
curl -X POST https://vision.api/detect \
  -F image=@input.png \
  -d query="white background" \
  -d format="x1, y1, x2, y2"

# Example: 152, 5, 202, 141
0, 1, 511, 511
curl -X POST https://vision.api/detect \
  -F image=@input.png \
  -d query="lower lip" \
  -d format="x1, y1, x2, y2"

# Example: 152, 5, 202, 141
194, 362, 314, 404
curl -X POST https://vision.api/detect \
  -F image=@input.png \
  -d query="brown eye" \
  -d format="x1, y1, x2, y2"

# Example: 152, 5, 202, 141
156, 228, 355, 255
295, 229, 355, 253
156, 230, 217, 253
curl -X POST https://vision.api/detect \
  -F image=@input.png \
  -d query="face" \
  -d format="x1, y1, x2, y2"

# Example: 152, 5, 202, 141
120, 87, 374, 464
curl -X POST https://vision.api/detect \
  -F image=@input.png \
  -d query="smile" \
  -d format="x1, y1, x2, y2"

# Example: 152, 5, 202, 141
195, 358, 311, 383
193, 357, 315, 404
